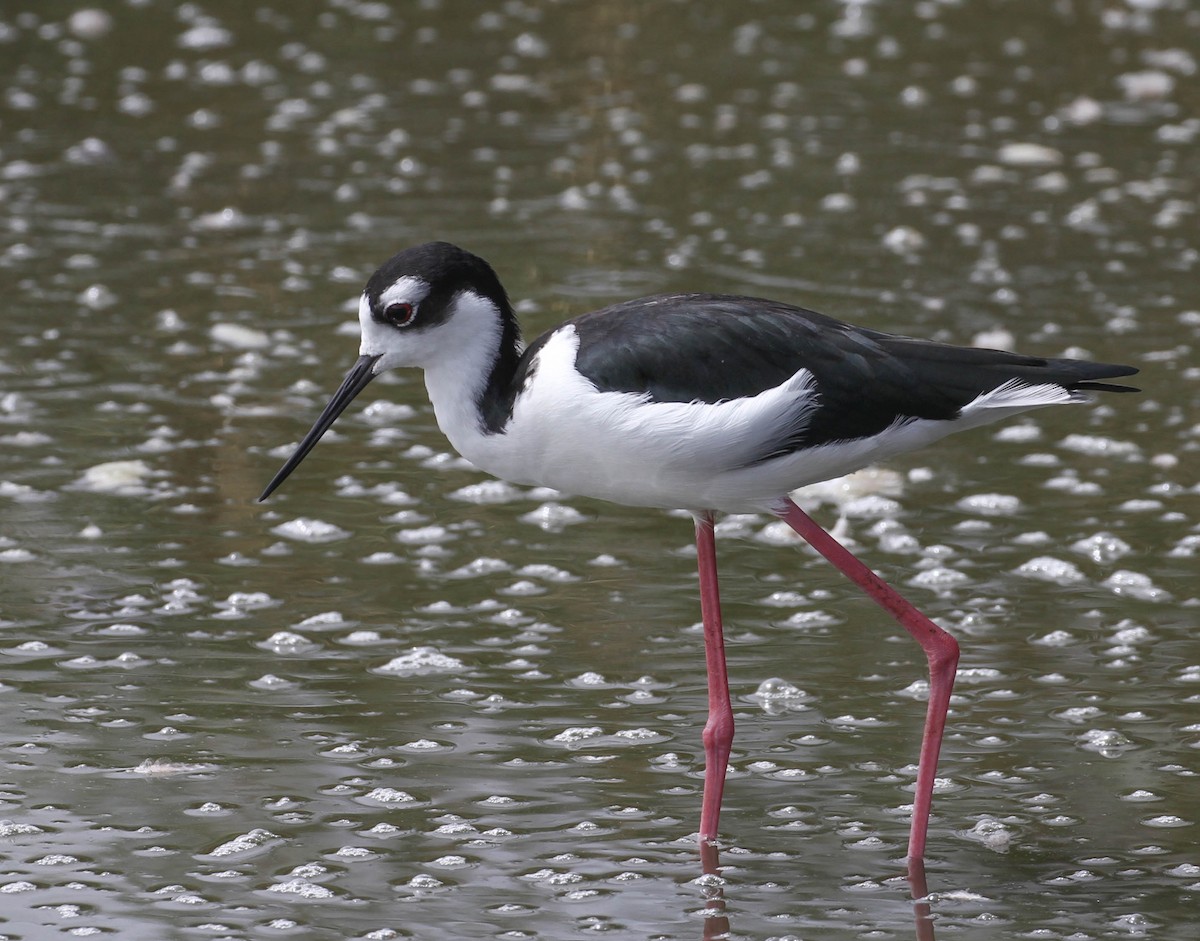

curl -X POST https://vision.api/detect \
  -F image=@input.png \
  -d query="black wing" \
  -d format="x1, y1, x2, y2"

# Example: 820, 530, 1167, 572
551, 293, 1138, 449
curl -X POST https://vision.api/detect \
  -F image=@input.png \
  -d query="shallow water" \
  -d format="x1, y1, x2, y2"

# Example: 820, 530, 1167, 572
1, 2, 1197, 938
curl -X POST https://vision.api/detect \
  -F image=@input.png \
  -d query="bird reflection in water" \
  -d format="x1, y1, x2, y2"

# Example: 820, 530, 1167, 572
694, 846, 937, 940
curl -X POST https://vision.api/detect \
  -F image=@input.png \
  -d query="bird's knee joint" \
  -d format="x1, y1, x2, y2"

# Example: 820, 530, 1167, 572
702, 715, 735, 749
928, 633, 960, 673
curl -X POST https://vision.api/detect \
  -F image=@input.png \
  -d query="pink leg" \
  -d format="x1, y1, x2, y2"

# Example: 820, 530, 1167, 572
695, 512, 734, 845
774, 497, 959, 861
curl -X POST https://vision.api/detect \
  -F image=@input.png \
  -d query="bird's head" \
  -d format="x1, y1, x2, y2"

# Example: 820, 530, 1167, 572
258, 241, 511, 501
358, 240, 510, 371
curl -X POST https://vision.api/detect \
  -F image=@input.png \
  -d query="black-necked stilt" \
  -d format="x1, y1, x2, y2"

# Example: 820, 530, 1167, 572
260, 241, 1138, 861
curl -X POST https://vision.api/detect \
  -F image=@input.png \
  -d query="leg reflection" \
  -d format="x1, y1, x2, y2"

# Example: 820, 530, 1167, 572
908, 856, 936, 941
693, 844, 935, 939
699, 841, 730, 940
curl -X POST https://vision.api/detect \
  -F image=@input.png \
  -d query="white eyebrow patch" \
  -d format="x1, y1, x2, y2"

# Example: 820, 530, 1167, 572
379, 275, 431, 308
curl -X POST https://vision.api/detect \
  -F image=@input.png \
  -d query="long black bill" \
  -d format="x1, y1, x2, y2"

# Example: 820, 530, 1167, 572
258, 353, 381, 502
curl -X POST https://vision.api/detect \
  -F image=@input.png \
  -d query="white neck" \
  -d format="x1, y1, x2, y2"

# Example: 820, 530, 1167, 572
421, 292, 512, 466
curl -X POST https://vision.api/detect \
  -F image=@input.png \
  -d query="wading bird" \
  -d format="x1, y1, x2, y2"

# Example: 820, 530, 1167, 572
260, 241, 1138, 860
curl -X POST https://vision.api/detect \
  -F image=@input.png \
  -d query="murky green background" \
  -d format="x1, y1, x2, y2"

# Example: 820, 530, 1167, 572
1, 2, 1196, 938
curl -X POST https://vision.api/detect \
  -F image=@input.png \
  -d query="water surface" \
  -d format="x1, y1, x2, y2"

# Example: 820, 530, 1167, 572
1, 2, 1196, 938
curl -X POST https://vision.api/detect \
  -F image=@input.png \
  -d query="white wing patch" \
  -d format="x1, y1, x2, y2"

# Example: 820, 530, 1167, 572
588, 365, 819, 471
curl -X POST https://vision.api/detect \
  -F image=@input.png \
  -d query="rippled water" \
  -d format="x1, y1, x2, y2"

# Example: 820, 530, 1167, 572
1, 2, 1197, 939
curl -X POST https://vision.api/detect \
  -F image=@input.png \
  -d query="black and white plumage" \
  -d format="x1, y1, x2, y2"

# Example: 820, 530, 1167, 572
262, 241, 1135, 513
259, 241, 1138, 863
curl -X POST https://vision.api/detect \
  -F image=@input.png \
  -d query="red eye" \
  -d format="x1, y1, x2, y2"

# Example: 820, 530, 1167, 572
384, 302, 415, 326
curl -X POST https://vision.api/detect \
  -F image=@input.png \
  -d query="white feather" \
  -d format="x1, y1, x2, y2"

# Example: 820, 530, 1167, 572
962, 377, 1084, 414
